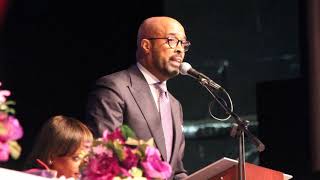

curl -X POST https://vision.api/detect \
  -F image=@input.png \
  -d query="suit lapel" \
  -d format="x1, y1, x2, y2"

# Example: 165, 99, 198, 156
127, 66, 168, 161
169, 93, 182, 164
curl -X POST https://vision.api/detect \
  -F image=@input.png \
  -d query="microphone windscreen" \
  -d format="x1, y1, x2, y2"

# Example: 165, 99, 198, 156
179, 62, 192, 75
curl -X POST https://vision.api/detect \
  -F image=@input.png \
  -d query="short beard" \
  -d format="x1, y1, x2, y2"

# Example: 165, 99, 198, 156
162, 64, 179, 79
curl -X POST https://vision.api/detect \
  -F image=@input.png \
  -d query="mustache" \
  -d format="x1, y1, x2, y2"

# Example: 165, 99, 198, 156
171, 55, 183, 61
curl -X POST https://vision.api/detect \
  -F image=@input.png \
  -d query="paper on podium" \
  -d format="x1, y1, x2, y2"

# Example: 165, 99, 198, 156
0, 167, 50, 179
183, 157, 293, 180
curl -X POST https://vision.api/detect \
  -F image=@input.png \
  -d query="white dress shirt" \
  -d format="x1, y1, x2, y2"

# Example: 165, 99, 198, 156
136, 62, 168, 112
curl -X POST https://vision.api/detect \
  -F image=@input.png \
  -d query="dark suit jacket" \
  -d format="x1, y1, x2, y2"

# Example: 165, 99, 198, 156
85, 65, 188, 179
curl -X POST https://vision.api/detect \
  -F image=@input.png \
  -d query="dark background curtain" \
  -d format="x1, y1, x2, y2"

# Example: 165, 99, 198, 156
1, 0, 319, 179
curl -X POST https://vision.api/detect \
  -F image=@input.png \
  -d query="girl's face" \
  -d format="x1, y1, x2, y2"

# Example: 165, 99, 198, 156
51, 145, 89, 179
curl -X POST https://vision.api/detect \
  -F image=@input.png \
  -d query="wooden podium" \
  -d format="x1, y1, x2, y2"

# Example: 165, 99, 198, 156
184, 157, 292, 180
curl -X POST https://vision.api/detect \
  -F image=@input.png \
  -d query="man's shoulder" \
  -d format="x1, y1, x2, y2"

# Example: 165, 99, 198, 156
93, 65, 139, 88
97, 69, 129, 84
169, 92, 181, 104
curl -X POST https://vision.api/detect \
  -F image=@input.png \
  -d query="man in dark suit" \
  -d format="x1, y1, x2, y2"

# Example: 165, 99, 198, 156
85, 16, 191, 179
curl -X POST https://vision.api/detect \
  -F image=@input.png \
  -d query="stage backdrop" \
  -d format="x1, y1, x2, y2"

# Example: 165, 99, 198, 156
1, 0, 314, 179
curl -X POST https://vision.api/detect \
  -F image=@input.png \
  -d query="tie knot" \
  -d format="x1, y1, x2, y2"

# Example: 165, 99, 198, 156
155, 82, 167, 93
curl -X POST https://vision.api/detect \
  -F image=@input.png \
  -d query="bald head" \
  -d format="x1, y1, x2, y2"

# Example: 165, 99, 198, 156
137, 16, 185, 46
135, 16, 187, 81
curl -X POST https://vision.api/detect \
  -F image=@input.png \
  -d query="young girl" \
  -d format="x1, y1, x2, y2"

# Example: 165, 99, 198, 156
24, 115, 93, 179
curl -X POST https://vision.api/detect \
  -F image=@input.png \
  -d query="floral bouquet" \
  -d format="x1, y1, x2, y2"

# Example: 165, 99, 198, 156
80, 125, 172, 180
0, 82, 23, 162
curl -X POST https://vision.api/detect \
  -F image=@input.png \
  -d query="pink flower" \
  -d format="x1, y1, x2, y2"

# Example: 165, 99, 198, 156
102, 129, 110, 140
0, 115, 23, 141
81, 125, 172, 180
83, 154, 129, 180
0, 112, 8, 121
92, 144, 112, 156
0, 82, 23, 163
0, 141, 9, 161
141, 147, 172, 179
0, 89, 10, 103
103, 128, 125, 143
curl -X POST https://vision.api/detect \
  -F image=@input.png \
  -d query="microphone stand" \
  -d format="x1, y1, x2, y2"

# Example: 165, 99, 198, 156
198, 78, 265, 180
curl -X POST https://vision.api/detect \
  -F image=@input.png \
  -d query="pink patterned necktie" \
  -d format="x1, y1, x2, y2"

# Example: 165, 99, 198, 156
156, 82, 173, 162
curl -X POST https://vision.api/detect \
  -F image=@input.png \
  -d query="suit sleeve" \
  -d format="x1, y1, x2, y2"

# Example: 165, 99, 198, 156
85, 78, 125, 137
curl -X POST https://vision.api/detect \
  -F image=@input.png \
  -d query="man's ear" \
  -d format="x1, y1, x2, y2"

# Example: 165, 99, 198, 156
141, 39, 151, 53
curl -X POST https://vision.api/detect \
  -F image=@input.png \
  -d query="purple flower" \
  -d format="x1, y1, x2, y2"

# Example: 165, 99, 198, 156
24, 169, 57, 178
121, 147, 139, 170
141, 147, 172, 179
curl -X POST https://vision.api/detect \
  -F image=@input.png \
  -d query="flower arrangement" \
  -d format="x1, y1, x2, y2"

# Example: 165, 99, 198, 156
80, 125, 172, 180
0, 82, 23, 162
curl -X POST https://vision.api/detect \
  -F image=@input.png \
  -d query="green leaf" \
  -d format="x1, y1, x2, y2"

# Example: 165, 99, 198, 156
7, 108, 16, 114
113, 140, 126, 161
5, 100, 16, 106
92, 138, 104, 146
121, 125, 136, 139
8, 141, 22, 160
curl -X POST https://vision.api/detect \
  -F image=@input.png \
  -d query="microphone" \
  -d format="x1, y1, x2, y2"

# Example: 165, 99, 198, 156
179, 62, 222, 90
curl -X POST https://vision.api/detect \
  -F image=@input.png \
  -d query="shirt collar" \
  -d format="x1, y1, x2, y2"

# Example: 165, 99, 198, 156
136, 62, 167, 91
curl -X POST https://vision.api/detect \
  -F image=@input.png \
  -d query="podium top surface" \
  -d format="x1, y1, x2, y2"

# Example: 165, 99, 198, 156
184, 157, 238, 180
183, 157, 292, 180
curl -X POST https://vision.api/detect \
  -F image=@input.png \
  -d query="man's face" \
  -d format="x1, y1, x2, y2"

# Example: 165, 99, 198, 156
147, 21, 187, 81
